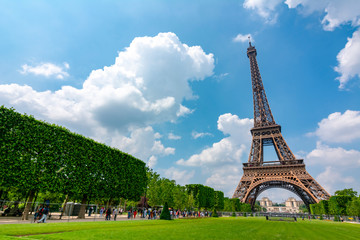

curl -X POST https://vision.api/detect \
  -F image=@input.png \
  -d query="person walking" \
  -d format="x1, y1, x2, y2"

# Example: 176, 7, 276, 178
105, 208, 111, 220
37, 206, 49, 223
88, 206, 93, 216
33, 208, 40, 222
100, 207, 104, 218
113, 208, 118, 221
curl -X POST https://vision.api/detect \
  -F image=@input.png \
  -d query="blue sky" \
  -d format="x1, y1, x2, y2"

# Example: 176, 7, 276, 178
1, 0, 360, 202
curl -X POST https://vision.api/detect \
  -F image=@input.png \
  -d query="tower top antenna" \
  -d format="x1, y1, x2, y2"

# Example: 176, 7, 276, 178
248, 36, 252, 47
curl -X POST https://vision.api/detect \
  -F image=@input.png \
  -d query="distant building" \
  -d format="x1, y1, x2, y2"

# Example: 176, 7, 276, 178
259, 197, 303, 213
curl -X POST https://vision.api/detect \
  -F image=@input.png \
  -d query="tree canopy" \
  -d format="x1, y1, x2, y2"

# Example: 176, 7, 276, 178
0, 106, 147, 218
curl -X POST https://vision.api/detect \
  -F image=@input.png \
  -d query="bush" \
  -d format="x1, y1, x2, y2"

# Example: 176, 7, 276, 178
232, 212, 236, 217
212, 209, 218, 218
160, 202, 171, 220
319, 215, 323, 220
243, 213, 247, 217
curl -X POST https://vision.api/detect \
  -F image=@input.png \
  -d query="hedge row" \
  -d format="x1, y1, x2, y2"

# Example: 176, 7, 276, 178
185, 184, 226, 210
0, 106, 146, 218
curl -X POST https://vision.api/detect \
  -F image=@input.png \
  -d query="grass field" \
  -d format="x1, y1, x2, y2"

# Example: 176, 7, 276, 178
0, 217, 359, 240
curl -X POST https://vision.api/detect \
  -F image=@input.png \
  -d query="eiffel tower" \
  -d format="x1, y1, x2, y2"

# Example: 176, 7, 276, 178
232, 40, 330, 209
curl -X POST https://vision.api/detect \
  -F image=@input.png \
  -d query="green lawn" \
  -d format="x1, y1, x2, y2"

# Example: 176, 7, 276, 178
0, 217, 359, 240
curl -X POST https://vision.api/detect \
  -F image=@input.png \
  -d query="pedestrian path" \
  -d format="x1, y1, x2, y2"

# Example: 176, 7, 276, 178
0, 214, 148, 224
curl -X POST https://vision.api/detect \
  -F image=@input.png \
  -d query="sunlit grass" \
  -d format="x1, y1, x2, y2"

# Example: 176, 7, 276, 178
0, 217, 359, 239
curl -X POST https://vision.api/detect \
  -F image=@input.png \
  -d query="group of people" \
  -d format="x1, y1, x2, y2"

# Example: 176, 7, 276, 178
88, 207, 214, 221
126, 208, 213, 220
34, 205, 50, 223
132, 209, 158, 220
98, 207, 122, 221
171, 210, 212, 218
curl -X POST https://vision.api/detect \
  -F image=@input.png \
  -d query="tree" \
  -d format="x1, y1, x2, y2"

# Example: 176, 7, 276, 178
173, 185, 187, 210
159, 178, 176, 207
320, 200, 329, 215
212, 208, 218, 217
0, 107, 64, 220
214, 191, 224, 210
0, 106, 147, 220
254, 201, 265, 212
160, 202, 171, 220
335, 188, 358, 198
240, 202, 252, 212
146, 169, 176, 207
186, 184, 202, 208
328, 196, 352, 215
203, 186, 215, 209
186, 184, 216, 209
185, 193, 195, 210
146, 170, 162, 207
299, 204, 309, 213
347, 197, 360, 217
223, 198, 232, 211
310, 203, 321, 215
223, 198, 241, 212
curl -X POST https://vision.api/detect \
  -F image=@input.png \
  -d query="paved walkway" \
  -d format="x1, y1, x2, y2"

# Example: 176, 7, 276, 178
0, 214, 149, 224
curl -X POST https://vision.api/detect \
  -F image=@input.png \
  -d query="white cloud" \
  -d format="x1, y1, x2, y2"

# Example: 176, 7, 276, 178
20, 62, 70, 79
213, 73, 229, 82
191, 131, 213, 139
111, 126, 175, 168
284, 1, 360, 88
243, 0, 283, 24
205, 165, 244, 197
1, 32, 214, 164
176, 104, 194, 117
233, 34, 253, 43
285, 0, 360, 31
244, 1, 360, 88
245, 0, 360, 30
313, 110, 360, 143
162, 167, 195, 186
306, 141, 360, 167
334, 30, 360, 88
316, 166, 355, 194
168, 133, 181, 140
177, 114, 253, 197
178, 114, 252, 167
304, 111, 360, 195
148, 156, 158, 169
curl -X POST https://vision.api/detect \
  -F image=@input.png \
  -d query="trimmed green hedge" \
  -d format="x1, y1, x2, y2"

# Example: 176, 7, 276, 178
0, 106, 146, 202
186, 184, 215, 209
160, 202, 172, 220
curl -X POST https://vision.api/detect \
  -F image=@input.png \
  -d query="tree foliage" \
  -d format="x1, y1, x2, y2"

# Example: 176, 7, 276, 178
214, 191, 224, 210
347, 197, 360, 216
334, 188, 358, 198
146, 169, 176, 207
0, 106, 147, 218
309, 188, 360, 216
186, 184, 216, 209
160, 202, 171, 220
1, 106, 229, 215
223, 198, 251, 212
328, 195, 352, 215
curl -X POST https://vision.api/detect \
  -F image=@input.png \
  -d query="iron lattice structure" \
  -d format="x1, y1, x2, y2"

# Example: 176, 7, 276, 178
232, 42, 330, 209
